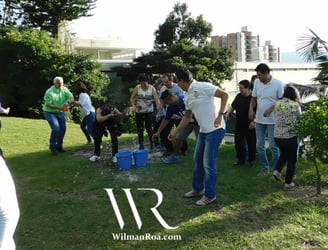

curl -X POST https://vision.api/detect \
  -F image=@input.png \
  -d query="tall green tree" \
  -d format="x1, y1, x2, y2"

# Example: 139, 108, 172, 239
0, 26, 109, 118
154, 2, 212, 49
20, 0, 96, 37
113, 2, 233, 94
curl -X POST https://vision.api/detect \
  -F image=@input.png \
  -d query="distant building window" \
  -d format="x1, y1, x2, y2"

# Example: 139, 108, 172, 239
113, 53, 134, 59
98, 50, 111, 60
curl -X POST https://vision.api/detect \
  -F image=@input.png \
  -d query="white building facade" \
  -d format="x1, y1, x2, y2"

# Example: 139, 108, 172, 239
223, 62, 319, 98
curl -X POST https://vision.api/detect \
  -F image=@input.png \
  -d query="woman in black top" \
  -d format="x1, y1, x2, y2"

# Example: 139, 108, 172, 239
226, 80, 256, 167
89, 105, 127, 163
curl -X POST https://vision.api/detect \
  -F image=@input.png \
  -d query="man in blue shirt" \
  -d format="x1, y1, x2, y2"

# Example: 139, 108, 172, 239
153, 90, 199, 163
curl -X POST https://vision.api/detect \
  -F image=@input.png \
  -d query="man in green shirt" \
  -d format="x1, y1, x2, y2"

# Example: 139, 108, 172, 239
43, 76, 74, 154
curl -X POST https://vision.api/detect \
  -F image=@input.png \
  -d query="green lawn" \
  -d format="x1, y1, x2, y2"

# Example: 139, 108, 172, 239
1, 117, 327, 250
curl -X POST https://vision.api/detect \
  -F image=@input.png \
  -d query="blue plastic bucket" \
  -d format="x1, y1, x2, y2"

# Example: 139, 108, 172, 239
133, 149, 149, 167
115, 151, 132, 170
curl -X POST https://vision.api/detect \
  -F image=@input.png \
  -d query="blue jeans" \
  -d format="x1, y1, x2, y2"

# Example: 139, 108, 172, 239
44, 112, 66, 150
192, 128, 225, 199
81, 112, 95, 141
255, 123, 280, 170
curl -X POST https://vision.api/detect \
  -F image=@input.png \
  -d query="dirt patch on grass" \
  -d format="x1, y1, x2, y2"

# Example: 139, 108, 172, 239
284, 185, 328, 203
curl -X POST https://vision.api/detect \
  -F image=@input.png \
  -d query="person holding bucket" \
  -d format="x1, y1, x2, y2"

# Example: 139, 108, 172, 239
89, 104, 128, 163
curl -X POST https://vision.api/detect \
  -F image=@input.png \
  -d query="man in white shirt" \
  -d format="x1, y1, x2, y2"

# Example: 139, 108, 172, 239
0, 150, 20, 250
170, 68, 228, 206
248, 63, 284, 176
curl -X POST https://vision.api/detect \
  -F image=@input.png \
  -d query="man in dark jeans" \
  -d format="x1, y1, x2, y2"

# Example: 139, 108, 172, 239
157, 73, 184, 156
153, 90, 199, 163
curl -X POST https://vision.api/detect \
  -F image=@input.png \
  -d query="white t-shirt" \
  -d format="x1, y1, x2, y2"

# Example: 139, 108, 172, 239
252, 77, 284, 124
184, 80, 226, 133
78, 93, 95, 117
0, 156, 20, 250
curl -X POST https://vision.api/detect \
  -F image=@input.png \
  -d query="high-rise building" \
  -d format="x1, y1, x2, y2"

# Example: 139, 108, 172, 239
211, 26, 280, 62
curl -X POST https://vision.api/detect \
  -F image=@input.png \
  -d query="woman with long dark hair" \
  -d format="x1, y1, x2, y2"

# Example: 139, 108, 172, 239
74, 82, 96, 144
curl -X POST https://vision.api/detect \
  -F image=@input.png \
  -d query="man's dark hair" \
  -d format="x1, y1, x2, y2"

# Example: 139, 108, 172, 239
160, 89, 173, 100
175, 68, 193, 82
255, 63, 270, 74
162, 73, 174, 81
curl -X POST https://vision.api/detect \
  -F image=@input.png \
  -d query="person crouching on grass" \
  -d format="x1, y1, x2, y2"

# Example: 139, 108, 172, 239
89, 104, 129, 163
169, 68, 228, 206
152, 89, 199, 164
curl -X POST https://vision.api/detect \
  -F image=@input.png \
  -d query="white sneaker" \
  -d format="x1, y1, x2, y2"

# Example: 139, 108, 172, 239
195, 195, 216, 206
272, 170, 282, 181
89, 155, 100, 162
184, 190, 204, 198
284, 182, 295, 189
112, 156, 118, 163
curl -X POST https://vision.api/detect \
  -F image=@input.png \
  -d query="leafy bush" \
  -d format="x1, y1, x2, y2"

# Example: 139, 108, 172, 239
293, 96, 328, 194
0, 26, 110, 120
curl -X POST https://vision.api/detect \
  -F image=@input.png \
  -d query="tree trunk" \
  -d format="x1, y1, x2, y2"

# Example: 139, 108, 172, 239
313, 157, 321, 195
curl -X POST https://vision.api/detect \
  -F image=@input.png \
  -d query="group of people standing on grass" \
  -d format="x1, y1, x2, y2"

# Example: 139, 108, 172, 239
227, 63, 302, 189
131, 72, 200, 164
0, 64, 304, 250
42, 77, 127, 163
41, 63, 302, 207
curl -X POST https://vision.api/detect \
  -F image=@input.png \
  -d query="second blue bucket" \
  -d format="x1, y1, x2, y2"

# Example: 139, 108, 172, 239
115, 151, 132, 170
133, 149, 149, 167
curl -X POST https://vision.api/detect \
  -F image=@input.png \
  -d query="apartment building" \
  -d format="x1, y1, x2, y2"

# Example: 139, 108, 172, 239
211, 26, 281, 63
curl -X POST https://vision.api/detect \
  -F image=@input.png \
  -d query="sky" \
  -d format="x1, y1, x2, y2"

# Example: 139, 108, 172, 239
69, 0, 328, 53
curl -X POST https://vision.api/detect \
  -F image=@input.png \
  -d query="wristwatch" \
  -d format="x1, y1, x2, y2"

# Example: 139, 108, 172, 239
218, 112, 225, 116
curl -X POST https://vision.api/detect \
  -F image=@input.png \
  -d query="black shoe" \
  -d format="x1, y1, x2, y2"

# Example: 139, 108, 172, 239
50, 148, 58, 155
249, 161, 256, 168
180, 150, 188, 156
57, 148, 67, 153
233, 161, 244, 166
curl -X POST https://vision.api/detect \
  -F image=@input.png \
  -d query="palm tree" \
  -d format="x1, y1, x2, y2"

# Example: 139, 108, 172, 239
296, 28, 328, 195
297, 28, 328, 84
